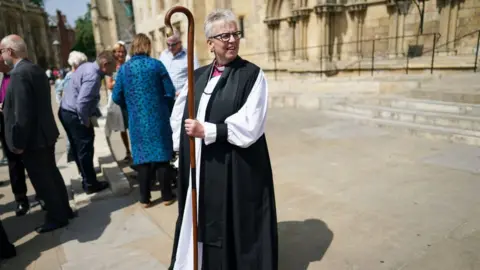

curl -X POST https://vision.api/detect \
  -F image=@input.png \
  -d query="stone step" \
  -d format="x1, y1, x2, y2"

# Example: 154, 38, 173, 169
409, 89, 480, 104
330, 103, 480, 131
268, 92, 380, 110
370, 96, 480, 115
323, 110, 480, 146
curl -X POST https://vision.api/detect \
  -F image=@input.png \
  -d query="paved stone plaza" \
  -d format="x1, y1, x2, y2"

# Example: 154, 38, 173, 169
2, 107, 480, 269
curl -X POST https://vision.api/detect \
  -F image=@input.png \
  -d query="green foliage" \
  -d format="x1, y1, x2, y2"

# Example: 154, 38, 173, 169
30, 0, 45, 7
72, 4, 96, 59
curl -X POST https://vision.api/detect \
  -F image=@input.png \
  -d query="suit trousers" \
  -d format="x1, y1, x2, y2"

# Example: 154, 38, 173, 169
58, 108, 98, 189
0, 112, 28, 203
22, 146, 72, 224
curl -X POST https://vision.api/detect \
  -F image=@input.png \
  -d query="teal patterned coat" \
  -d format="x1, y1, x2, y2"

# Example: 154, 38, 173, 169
112, 54, 175, 165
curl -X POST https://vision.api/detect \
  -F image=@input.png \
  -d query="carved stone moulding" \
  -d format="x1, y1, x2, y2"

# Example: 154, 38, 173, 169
286, 15, 297, 25
292, 7, 313, 19
314, 5, 345, 14
314, 0, 349, 14
316, 0, 348, 5
346, 4, 368, 12
263, 18, 282, 28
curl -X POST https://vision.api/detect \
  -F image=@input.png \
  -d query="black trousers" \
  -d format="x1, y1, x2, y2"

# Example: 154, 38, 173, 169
22, 146, 72, 224
0, 220, 15, 258
137, 162, 173, 203
0, 112, 28, 203
58, 108, 98, 189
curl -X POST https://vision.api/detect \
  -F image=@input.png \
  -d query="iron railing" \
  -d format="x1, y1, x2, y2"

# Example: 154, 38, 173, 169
199, 29, 480, 79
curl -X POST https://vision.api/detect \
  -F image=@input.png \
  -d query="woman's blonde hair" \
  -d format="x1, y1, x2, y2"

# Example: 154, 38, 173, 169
130, 33, 151, 56
112, 42, 127, 54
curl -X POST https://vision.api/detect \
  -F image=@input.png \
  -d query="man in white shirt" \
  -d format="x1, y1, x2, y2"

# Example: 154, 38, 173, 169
159, 30, 199, 97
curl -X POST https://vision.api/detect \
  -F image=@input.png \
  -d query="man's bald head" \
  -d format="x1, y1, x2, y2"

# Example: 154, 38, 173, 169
0, 35, 28, 57
0, 34, 28, 68
166, 30, 182, 56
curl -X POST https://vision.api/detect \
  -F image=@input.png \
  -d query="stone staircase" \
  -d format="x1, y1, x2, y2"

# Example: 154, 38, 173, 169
320, 73, 480, 145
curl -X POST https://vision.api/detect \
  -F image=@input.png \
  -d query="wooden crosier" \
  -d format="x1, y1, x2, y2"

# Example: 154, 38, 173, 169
164, 6, 198, 270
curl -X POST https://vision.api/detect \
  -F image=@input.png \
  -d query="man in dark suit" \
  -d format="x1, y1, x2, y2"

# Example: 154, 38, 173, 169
0, 34, 73, 233
0, 60, 45, 216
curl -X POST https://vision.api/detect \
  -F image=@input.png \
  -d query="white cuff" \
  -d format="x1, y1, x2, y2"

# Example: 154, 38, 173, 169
203, 122, 217, 145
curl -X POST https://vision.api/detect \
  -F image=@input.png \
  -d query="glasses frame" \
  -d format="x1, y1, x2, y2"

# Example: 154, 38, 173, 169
209, 31, 243, 42
167, 42, 180, 47
0, 48, 13, 54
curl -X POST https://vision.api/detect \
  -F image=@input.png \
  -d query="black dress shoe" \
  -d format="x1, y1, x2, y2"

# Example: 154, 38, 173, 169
35, 221, 68, 234
84, 181, 109, 195
15, 201, 30, 217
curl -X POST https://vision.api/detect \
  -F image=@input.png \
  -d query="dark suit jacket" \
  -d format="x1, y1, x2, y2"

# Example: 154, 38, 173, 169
3, 59, 59, 151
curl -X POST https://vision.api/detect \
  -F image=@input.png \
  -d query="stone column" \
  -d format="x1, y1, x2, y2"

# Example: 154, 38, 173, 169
287, 17, 296, 60
156, 28, 164, 55
301, 16, 309, 60
438, 0, 458, 55
447, 1, 459, 52
149, 31, 156, 57
294, 16, 303, 61
387, 9, 399, 58
316, 14, 324, 61
274, 24, 280, 61
266, 24, 275, 61
397, 13, 406, 56
357, 11, 365, 57
331, 13, 340, 60
347, 11, 357, 58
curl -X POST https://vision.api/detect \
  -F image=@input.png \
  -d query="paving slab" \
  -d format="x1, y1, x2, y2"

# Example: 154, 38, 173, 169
5, 89, 480, 269
0, 89, 169, 270
109, 107, 480, 270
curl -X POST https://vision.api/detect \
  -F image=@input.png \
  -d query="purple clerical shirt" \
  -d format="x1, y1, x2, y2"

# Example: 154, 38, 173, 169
0, 74, 10, 103
60, 62, 103, 125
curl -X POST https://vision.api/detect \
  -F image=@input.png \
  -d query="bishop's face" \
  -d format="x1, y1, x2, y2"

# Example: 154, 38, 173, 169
207, 21, 241, 65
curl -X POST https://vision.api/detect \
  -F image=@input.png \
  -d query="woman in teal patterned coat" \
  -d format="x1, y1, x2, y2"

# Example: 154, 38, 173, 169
112, 33, 176, 207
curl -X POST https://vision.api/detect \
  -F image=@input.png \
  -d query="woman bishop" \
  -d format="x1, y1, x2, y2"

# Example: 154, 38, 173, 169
169, 8, 278, 270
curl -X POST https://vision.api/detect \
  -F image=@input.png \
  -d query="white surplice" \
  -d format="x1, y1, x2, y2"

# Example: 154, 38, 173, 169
169, 69, 268, 270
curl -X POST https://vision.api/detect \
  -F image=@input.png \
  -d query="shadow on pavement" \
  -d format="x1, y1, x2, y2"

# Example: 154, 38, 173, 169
0, 194, 135, 269
278, 219, 334, 270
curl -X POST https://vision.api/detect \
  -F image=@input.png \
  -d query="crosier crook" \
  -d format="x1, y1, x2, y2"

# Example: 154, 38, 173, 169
164, 6, 198, 270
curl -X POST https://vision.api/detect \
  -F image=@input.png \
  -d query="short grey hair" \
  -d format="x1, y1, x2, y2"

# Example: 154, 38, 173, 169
204, 9, 238, 39
0, 35, 28, 58
67, 51, 88, 68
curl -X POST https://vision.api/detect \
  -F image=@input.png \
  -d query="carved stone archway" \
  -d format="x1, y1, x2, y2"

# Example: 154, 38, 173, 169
265, 0, 312, 62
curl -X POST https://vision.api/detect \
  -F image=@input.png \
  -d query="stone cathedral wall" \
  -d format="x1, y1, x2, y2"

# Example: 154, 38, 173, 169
131, 0, 480, 75
0, 0, 53, 69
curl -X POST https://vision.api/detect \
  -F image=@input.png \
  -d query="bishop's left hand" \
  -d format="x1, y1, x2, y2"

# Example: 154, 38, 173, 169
184, 119, 205, 139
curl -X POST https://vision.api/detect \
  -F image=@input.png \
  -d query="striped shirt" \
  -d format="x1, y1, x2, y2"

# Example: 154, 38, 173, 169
159, 48, 199, 94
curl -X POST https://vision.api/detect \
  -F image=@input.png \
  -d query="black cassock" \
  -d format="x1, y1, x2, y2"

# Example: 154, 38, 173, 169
169, 56, 278, 270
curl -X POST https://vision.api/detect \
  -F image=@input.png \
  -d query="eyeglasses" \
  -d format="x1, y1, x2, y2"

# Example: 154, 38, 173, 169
210, 31, 242, 42
167, 42, 179, 47
0, 48, 12, 54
